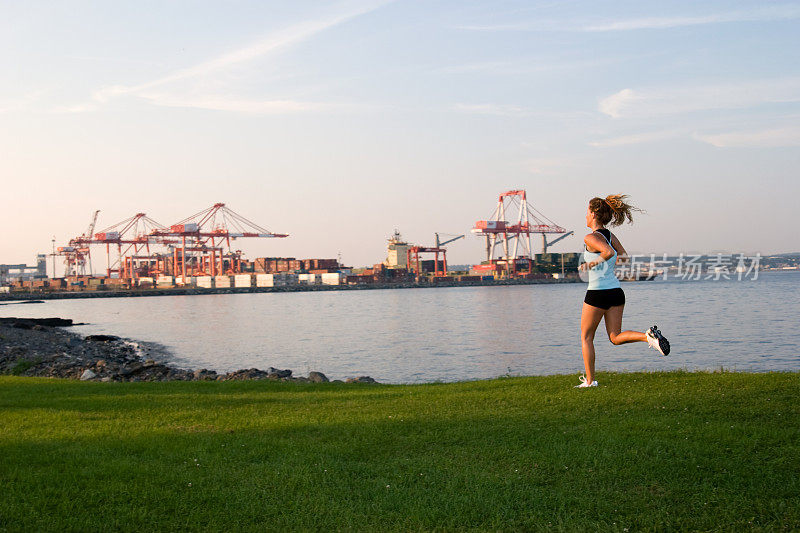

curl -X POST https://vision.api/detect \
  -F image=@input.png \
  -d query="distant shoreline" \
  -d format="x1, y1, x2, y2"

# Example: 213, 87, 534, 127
0, 277, 579, 302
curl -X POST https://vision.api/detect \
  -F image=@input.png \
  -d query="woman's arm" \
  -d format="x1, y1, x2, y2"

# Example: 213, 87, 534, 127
580, 233, 615, 270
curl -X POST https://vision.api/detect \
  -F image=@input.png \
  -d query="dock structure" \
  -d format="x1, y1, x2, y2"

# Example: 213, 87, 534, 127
50, 203, 288, 285
0, 255, 47, 285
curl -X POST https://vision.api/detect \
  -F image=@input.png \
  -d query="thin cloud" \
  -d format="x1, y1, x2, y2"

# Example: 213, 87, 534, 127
457, 4, 800, 32
452, 103, 594, 121
598, 78, 800, 118
598, 89, 640, 119
0, 91, 45, 114
444, 54, 651, 75
51, 103, 100, 114
693, 127, 800, 148
588, 129, 682, 147
455, 22, 554, 32
87, 1, 392, 113
452, 103, 527, 116
137, 92, 338, 114
585, 5, 800, 31
525, 157, 576, 175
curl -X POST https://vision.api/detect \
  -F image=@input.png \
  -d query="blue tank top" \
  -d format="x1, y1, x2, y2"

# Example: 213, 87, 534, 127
583, 229, 621, 290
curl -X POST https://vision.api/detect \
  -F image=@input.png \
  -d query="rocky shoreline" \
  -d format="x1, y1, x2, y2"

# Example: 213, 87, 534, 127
0, 317, 377, 384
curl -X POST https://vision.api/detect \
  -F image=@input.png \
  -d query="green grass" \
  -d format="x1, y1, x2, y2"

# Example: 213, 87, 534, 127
9, 357, 39, 376
0, 372, 798, 532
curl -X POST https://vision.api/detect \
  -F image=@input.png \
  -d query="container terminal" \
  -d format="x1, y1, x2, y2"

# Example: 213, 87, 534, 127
2, 190, 593, 297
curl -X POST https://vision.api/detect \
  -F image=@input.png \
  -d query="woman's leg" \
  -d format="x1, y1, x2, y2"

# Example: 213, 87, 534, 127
580, 303, 606, 382
603, 305, 647, 345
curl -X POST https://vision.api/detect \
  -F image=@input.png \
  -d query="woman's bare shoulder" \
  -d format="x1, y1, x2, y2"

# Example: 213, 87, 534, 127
584, 232, 608, 252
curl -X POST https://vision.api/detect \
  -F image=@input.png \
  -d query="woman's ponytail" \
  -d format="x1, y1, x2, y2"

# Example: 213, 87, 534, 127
589, 194, 642, 226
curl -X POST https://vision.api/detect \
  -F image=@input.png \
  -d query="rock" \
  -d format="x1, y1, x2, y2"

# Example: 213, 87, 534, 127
308, 371, 329, 383
118, 363, 143, 376
85, 335, 120, 342
0, 317, 72, 328
1, 321, 310, 384
223, 368, 271, 381
346, 376, 377, 384
193, 369, 218, 381
267, 367, 292, 378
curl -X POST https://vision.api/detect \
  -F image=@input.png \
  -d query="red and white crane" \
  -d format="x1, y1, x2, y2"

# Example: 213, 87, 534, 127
472, 189, 572, 276
56, 210, 100, 276
91, 213, 169, 279
406, 233, 464, 278
153, 203, 288, 282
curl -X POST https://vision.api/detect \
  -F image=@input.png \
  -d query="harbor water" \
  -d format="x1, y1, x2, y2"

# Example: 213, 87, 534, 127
6, 271, 798, 383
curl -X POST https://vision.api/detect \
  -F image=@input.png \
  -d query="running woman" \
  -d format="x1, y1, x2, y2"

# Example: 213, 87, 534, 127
576, 195, 670, 388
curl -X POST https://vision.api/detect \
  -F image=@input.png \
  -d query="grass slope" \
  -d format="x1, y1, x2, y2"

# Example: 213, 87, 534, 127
1, 372, 798, 531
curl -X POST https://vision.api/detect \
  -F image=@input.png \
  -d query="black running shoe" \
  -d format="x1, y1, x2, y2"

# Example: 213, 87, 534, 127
646, 325, 670, 356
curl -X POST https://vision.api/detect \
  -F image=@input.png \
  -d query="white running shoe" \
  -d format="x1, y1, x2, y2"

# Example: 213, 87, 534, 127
646, 325, 670, 356
574, 375, 598, 388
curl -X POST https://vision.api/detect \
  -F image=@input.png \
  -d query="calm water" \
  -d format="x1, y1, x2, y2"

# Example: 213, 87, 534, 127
5, 271, 799, 383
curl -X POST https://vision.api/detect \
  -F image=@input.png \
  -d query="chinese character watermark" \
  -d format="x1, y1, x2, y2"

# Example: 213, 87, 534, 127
616, 253, 761, 281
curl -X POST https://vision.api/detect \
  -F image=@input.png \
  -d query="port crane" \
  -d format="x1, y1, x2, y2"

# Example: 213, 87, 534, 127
153, 203, 289, 282
406, 232, 465, 278
53, 203, 287, 283
91, 213, 170, 279
56, 210, 100, 276
472, 189, 570, 277
83, 210, 100, 274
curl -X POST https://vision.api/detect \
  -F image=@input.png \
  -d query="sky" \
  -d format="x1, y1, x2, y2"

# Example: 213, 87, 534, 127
1, 0, 798, 274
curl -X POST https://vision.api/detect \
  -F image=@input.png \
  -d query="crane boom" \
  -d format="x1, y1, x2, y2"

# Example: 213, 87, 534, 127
434, 233, 465, 247
85, 210, 100, 239
542, 231, 574, 253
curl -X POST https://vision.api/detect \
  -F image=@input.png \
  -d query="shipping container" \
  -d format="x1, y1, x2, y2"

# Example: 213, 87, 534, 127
196, 276, 213, 288
234, 274, 252, 288
321, 273, 343, 285
94, 231, 120, 240
256, 273, 293, 287
256, 274, 275, 287
214, 276, 232, 288
298, 273, 318, 284
346, 275, 374, 284
475, 220, 507, 231
170, 222, 199, 233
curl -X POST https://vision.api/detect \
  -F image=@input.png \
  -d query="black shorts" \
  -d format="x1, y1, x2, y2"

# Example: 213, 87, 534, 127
584, 288, 625, 310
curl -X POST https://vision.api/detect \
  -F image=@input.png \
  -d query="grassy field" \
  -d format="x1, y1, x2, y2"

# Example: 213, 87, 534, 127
1, 372, 798, 531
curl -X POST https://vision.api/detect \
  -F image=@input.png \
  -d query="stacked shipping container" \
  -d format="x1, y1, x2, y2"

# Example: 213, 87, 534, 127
253, 257, 340, 274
